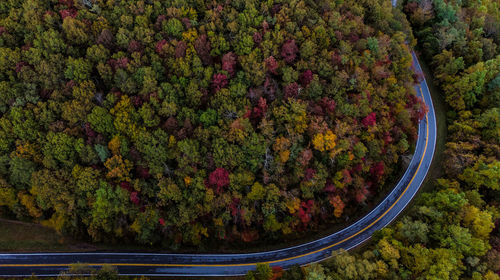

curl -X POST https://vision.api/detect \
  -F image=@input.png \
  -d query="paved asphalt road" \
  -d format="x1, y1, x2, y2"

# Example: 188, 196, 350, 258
0, 2, 437, 275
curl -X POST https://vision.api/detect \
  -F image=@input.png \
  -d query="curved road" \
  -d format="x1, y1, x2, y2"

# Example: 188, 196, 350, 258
0, 11, 437, 280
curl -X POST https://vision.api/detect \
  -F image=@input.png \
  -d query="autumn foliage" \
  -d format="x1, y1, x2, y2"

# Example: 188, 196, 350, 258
0, 0, 426, 247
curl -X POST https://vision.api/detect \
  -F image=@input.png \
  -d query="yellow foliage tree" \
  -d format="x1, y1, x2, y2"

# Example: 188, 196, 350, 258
462, 204, 494, 240
182, 29, 198, 43
279, 150, 290, 163
273, 136, 290, 151
329, 195, 345, 218
273, 136, 291, 163
104, 155, 132, 181
324, 130, 337, 150
377, 238, 400, 269
108, 135, 121, 155
0, 178, 16, 208
18, 191, 42, 218
13, 141, 42, 163
286, 197, 301, 214
110, 95, 143, 141
312, 130, 337, 152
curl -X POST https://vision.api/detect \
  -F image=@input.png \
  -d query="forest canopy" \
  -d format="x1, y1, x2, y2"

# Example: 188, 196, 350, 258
0, 0, 424, 246
244, 0, 500, 279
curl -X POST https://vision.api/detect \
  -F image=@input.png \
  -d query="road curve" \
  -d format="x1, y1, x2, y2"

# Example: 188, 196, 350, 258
0, 11, 437, 280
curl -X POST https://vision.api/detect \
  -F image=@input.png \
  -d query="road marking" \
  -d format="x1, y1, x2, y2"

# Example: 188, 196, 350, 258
0, 87, 430, 269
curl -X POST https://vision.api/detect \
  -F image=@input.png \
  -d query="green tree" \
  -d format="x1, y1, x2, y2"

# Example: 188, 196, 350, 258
62, 17, 89, 45
65, 57, 92, 82
246, 263, 273, 280
43, 132, 77, 168
9, 156, 36, 189
88, 182, 130, 241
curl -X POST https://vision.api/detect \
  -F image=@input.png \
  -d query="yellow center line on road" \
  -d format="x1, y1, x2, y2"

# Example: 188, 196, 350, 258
0, 87, 430, 269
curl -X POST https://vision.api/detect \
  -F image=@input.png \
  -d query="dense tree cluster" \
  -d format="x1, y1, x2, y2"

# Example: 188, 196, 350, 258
245, 0, 500, 279
404, 0, 500, 113
0, 0, 423, 246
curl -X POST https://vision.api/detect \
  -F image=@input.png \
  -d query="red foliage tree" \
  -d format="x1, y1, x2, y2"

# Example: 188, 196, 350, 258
211, 73, 228, 93
304, 168, 316, 181
97, 29, 114, 48
298, 149, 313, 166
261, 21, 269, 32
194, 34, 212, 65
324, 181, 336, 193
59, 0, 73, 6
413, 70, 424, 83
342, 169, 352, 184
281, 40, 298, 64
130, 191, 140, 205
163, 116, 178, 133
155, 39, 168, 56
271, 266, 284, 280
271, 4, 282, 15
83, 123, 97, 144
383, 132, 393, 145
362, 112, 377, 127
415, 98, 429, 121
131, 95, 143, 107
355, 187, 369, 203
222, 52, 237, 76
245, 97, 268, 125
299, 70, 313, 86
331, 51, 342, 65
174, 41, 187, 58
406, 94, 419, 108
59, 9, 77, 19
348, 33, 359, 43
15, 62, 29, 73
309, 102, 324, 116
253, 32, 262, 44
229, 198, 240, 217
181, 18, 191, 29
319, 97, 336, 113
208, 168, 230, 193
298, 200, 314, 225
128, 40, 143, 54
334, 31, 343, 40
370, 161, 385, 181
136, 166, 151, 179
241, 229, 259, 242
120, 181, 133, 192
284, 82, 299, 99
109, 57, 129, 71
265, 56, 278, 74
257, 97, 268, 114
154, 15, 166, 30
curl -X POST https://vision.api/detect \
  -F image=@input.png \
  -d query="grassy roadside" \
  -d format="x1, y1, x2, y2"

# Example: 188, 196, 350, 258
0, 218, 72, 252
0, 218, 171, 252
